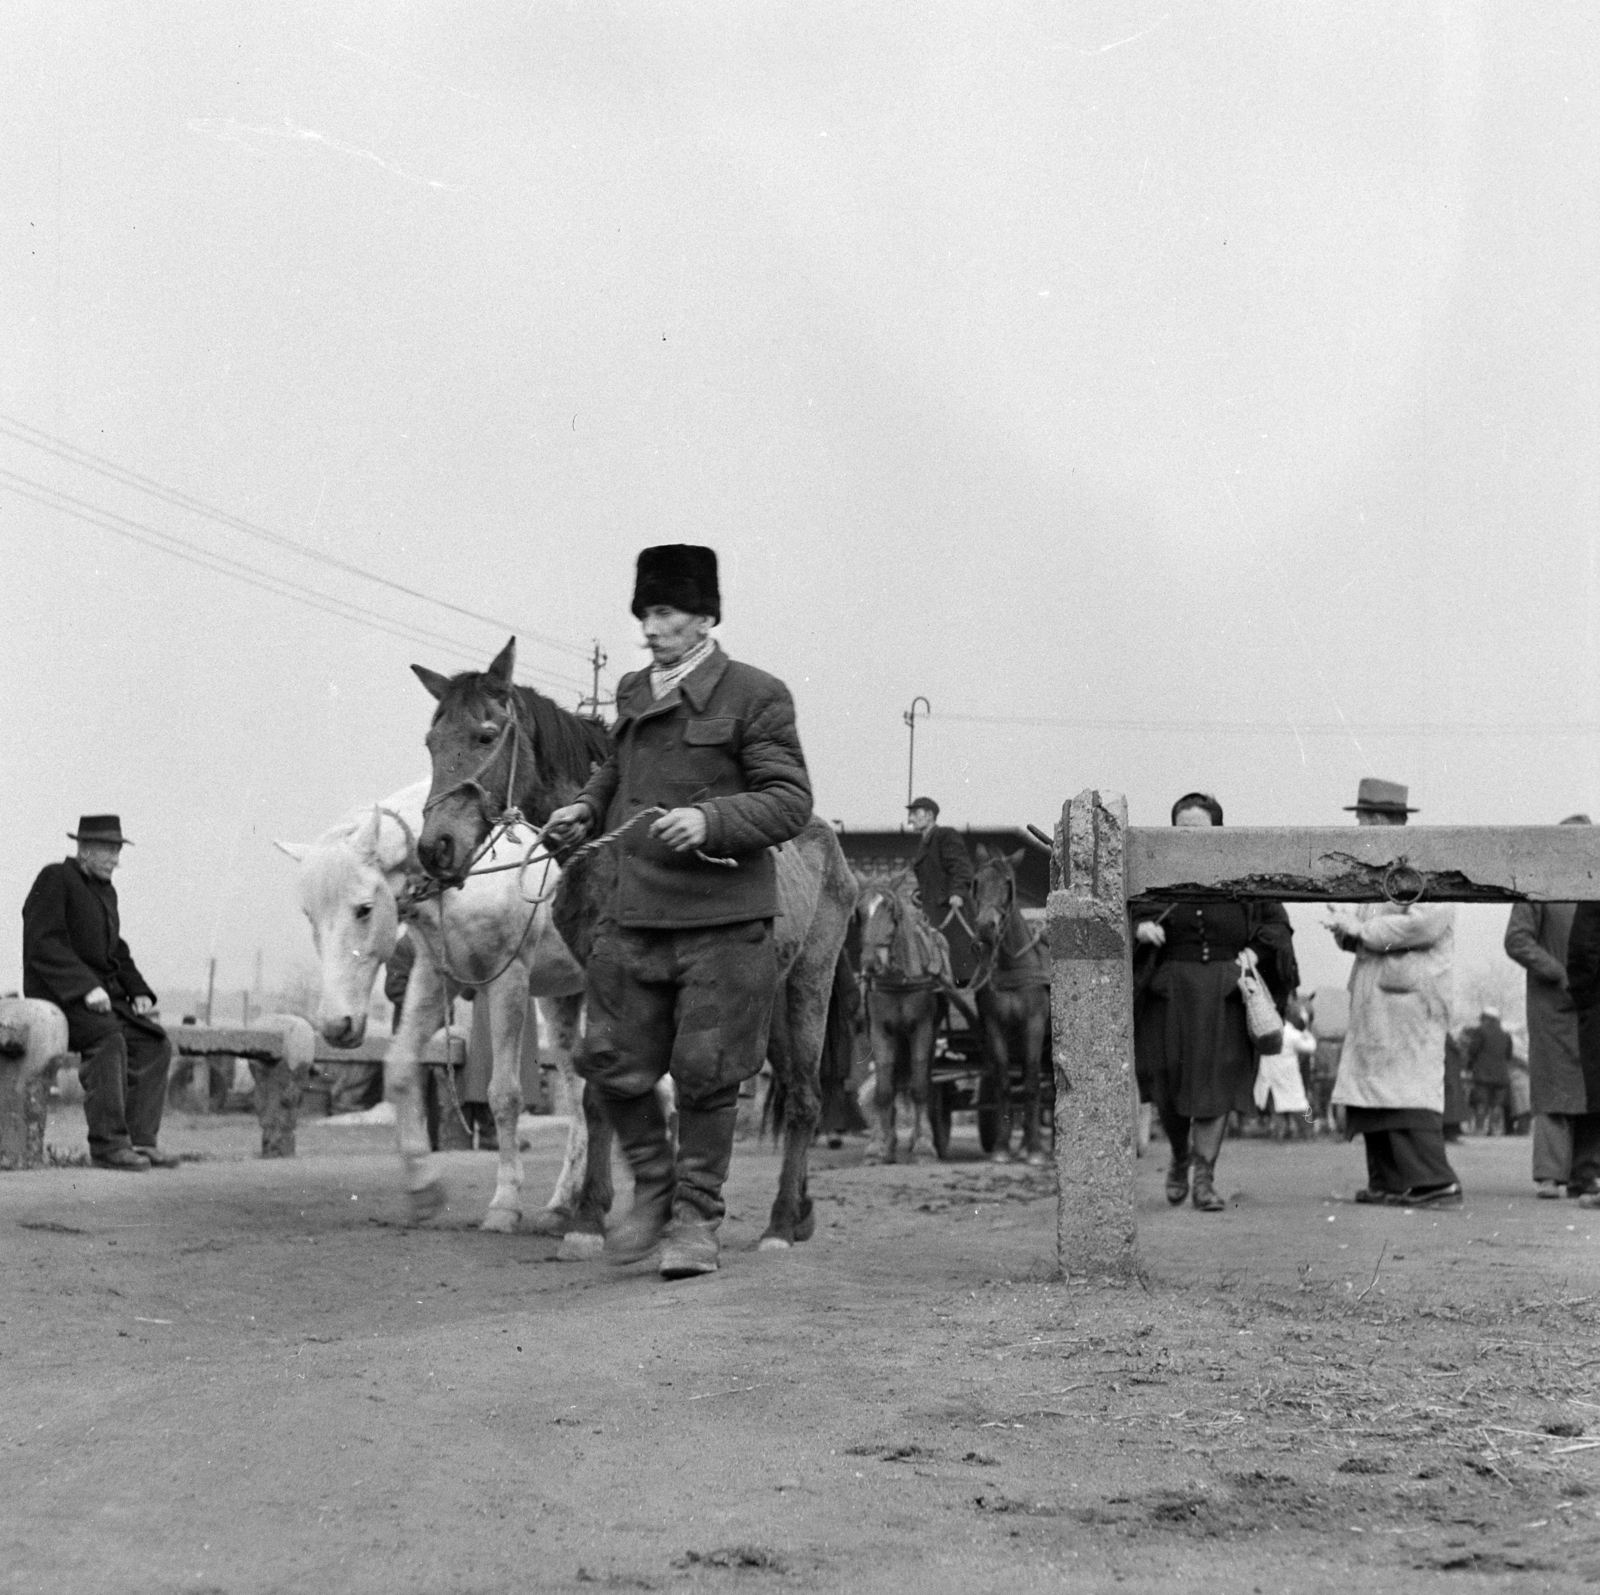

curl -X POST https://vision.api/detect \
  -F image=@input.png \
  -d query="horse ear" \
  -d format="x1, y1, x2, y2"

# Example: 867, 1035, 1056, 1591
274, 840, 310, 863
486, 637, 517, 691
412, 664, 451, 702
1008, 847, 1027, 869
975, 842, 990, 863
355, 807, 383, 861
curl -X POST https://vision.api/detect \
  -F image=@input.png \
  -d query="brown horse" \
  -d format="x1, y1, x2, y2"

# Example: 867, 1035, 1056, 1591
859, 876, 946, 1164
971, 846, 1051, 1165
416, 638, 858, 1251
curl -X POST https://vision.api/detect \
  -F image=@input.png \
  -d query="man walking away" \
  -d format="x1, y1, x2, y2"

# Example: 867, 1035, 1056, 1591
22, 815, 175, 1171
1505, 815, 1590, 1195
1463, 1007, 1514, 1136
544, 545, 813, 1278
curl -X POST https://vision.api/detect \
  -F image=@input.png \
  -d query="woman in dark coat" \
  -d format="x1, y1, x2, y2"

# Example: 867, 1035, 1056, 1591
1133, 792, 1298, 1211
1557, 901, 1600, 1203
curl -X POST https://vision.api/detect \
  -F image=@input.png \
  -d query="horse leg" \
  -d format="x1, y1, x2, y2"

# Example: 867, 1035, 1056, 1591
478, 968, 530, 1233
761, 983, 822, 1250
526, 994, 586, 1235
556, 1079, 613, 1261
1020, 993, 1050, 1166
903, 996, 937, 1165
865, 995, 894, 1164
387, 945, 448, 1223
981, 993, 1014, 1163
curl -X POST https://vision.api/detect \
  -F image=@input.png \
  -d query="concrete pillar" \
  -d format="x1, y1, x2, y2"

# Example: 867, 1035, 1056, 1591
0, 999, 69, 1171
1049, 790, 1139, 1278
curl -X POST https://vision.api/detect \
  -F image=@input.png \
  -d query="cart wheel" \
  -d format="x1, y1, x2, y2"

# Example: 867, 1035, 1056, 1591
976, 1073, 1002, 1155
928, 1082, 953, 1161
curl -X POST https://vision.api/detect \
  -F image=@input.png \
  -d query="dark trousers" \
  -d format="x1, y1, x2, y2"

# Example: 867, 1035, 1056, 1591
578, 919, 778, 1108
1569, 1115, 1600, 1192
1363, 1126, 1457, 1194
69, 1005, 172, 1160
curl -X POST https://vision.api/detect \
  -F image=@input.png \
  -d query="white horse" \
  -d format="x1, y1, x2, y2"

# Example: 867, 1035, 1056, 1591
276, 782, 611, 1254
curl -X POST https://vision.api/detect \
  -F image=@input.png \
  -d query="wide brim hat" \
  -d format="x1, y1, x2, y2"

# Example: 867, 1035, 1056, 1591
631, 545, 720, 623
1344, 777, 1418, 815
907, 796, 940, 817
68, 814, 132, 845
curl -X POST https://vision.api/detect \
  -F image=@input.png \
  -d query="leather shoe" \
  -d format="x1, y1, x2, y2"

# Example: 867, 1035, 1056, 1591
91, 1148, 150, 1172
134, 1145, 181, 1169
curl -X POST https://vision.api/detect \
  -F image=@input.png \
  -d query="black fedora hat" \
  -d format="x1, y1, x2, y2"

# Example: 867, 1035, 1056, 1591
68, 815, 132, 846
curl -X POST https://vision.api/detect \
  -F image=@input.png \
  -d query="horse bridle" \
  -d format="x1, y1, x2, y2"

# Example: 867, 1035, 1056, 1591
970, 866, 1046, 992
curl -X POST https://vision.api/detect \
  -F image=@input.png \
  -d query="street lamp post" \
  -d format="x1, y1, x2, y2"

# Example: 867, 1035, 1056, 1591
903, 696, 931, 812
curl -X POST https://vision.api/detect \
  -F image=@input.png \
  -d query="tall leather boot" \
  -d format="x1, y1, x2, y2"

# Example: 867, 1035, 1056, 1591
603, 1089, 677, 1265
1190, 1153, 1225, 1212
659, 1100, 738, 1279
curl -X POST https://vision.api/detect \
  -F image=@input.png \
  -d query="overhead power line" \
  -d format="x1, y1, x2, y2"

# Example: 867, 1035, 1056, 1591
0, 413, 593, 663
937, 711, 1600, 738
0, 470, 591, 693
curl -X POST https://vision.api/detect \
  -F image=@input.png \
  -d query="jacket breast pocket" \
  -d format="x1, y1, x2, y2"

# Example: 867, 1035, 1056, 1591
684, 718, 737, 748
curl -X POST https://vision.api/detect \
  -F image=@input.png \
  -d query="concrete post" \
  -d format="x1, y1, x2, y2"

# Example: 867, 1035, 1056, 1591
0, 999, 69, 1171
1049, 790, 1139, 1278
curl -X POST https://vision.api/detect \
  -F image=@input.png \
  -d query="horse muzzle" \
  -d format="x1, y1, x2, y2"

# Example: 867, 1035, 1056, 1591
319, 1012, 367, 1049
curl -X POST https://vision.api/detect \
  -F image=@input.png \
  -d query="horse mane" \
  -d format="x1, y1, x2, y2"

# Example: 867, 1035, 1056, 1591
429, 671, 612, 789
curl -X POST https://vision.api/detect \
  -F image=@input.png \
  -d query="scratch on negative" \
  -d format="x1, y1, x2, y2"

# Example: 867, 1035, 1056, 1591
188, 117, 462, 192
1084, 14, 1169, 54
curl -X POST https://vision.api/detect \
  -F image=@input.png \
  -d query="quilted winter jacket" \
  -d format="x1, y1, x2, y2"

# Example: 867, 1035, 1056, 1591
575, 645, 813, 928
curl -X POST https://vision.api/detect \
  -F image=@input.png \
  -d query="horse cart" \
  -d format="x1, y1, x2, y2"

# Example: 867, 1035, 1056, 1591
837, 824, 1055, 1162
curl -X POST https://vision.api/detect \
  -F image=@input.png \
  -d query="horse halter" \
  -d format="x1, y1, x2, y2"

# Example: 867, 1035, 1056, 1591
422, 704, 526, 834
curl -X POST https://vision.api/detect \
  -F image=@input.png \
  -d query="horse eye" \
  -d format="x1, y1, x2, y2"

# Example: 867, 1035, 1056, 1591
354, 904, 373, 921
477, 730, 497, 745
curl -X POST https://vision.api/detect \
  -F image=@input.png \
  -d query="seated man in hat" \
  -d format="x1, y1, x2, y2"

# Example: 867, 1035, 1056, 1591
906, 796, 976, 983
544, 544, 813, 1278
1324, 779, 1461, 1206
22, 815, 176, 1171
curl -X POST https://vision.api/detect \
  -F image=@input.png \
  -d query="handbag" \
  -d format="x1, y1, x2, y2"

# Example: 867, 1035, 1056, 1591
1236, 948, 1284, 1055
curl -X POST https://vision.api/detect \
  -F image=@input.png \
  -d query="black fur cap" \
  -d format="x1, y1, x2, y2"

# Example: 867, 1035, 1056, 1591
631, 544, 720, 623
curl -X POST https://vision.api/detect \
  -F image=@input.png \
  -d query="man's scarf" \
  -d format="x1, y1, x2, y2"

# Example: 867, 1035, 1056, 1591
649, 636, 715, 701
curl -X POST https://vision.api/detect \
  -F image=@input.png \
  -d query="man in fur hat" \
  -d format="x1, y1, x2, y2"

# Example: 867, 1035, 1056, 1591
545, 545, 812, 1277
22, 816, 176, 1171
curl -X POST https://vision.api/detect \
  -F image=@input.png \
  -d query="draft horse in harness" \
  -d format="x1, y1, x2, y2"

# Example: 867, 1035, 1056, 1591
859, 875, 953, 1164
970, 845, 1051, 1165
415, 638, 858, 1251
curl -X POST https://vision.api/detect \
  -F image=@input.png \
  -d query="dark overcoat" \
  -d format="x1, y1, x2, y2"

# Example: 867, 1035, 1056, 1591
1561, 902, 1600, 1112
1505, 902, 1586, 1115
22, 858, 163, 1048
576, 644, 813, 929
911, 826, 974, 922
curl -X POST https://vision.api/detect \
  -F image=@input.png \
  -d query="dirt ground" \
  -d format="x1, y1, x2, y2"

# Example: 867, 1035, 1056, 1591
4, 1105, 1600, 1595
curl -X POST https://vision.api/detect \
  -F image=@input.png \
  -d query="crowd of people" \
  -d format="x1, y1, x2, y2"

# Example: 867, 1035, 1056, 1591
1135, 783, 1600, 1212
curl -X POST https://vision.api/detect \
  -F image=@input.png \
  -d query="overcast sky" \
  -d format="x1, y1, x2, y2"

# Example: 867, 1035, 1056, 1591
4, 3, 1596, 1010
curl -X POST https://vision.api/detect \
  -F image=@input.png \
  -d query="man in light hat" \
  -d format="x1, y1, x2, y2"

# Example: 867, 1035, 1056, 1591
544, 545, 813, 1277
21, 816, 176, 1171
1324, 779, 1462, 1206
906, 796, 976, 982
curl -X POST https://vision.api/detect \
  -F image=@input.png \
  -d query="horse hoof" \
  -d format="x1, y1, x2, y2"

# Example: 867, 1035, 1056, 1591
406, 1183, 446, 1225
524, 1207, 573, 1237
989, 1149, 1015, 1165
556, 1231, 605, 1262
1026, 1151, 1051, 1168
758, 1235, 792, 1252
479, 1207, 520, 1235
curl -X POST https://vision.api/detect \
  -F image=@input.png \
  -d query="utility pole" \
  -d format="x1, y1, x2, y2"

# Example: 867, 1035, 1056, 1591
579, 640, 609, 719
204, 957, 216, 1026
904, 696, 931, 811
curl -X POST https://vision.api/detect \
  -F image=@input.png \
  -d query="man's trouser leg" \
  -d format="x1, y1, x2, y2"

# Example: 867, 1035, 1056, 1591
659, 922, 778, 1278
577, 928, 680, 1263
1387, 1121, 1457, 1192
123, 1023, 172, 1152
1568, 1115, 1600, 1194
1362, 1131, 1403, 1195
75, 1024, 134, 1162
1534, 1113, 1573, 1186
